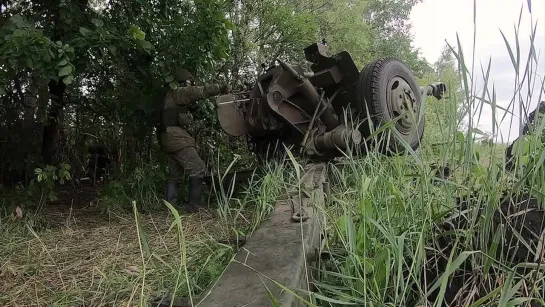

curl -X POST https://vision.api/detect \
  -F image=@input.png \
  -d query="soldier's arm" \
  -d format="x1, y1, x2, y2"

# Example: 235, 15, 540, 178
173, 84, 223, 105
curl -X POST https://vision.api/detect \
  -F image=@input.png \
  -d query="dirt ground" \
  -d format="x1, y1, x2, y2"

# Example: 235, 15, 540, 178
0, 184, 249, 306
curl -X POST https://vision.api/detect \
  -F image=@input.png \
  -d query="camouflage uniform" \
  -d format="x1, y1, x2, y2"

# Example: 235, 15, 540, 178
159, 84, 224, 178
158, 68, 227, 212
505, 101, 545, 170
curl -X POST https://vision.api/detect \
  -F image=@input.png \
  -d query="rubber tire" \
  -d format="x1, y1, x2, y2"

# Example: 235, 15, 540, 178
356, 57, 424, 155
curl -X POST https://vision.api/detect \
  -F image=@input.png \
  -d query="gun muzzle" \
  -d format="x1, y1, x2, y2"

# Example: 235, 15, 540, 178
421, 82, 447, 100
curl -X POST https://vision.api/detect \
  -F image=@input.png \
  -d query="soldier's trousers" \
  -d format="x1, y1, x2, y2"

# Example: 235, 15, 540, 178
167, 146, 208, 183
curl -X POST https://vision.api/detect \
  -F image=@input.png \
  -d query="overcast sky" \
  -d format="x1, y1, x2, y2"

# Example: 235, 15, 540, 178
410, 0, 545, 143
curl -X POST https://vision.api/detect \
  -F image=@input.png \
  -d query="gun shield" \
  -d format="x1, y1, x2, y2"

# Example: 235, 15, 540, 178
216, 94, 248, 137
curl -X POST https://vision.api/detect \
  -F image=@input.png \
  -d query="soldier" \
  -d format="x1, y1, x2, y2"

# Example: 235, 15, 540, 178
157, 68, 229, 213
87, 144, 111, 184
505, 101, 545, 170
74, 144, 112, 188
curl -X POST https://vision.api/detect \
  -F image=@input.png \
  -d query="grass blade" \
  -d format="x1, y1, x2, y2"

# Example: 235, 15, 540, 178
499, 29, 518, 73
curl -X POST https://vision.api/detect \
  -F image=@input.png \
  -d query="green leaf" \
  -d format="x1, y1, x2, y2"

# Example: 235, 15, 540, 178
62, 75, 74, 85
484, 225, 502, 276
132, 202, 152, 258
13, 29, 25, 37
499, 29, 518, 72
263, 282, 281, 307
428, 250, 478, 295
56, 59, 68, 67
108, 45, 117, 54
58, 65, 72, 77
456, 131, 465, 143
129, 25, 146, 41
43, 53, 51, 63
160, 67, 170, 76
10, 15, 25, 26
311, 292, 359, 305
25, 58, 33, 68
472, 127, 487, 136
469, 286, 503, 306
91, 18, 103, 27
79, 27, 91, 36
507, 298, 534, 307
141, 40, 153, 51
0, 87, 6, 96
470, 164, 485, 178
169, 81, 178, 90
164, 75, 174, 83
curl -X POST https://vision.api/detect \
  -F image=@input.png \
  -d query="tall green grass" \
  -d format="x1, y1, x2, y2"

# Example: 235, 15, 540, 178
33, 0, 539, 305
113, 1, 545, 305
309, 0, 545, 306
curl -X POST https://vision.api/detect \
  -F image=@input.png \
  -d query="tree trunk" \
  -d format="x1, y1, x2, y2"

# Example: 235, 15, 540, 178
41, 80, 66, 164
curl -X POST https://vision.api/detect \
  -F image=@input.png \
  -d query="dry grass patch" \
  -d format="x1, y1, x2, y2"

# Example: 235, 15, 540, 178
0, 204, 252, 306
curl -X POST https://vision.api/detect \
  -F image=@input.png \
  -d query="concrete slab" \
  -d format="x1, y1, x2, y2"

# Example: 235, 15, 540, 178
198, 163, 327, 307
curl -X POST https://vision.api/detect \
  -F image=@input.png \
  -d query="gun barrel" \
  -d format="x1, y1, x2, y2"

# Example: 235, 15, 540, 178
314, 127, 362, 152
420, 85, 435, 97
420, 82, 447, 100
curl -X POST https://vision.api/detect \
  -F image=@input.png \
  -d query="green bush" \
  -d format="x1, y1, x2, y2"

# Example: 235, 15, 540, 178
100, 163, 168, 212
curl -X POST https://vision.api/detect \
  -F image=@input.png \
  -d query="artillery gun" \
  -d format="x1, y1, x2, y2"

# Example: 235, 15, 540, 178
216, 41, 446, 161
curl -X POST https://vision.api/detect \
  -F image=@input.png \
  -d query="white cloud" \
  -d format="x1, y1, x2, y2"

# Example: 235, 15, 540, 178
410, 0, 545, 143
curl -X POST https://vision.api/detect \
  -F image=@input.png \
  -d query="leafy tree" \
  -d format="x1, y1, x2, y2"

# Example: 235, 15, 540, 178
0, 0, 230, 183
1, 1, 150, 165
420, 44, 464, 144
223, 0, 320, 87
298, 0, 429, 75
0, 0, 434, 202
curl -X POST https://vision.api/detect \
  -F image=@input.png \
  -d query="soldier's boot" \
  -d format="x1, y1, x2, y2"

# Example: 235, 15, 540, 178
184, 176, 203, 213
166, 182, 179, 207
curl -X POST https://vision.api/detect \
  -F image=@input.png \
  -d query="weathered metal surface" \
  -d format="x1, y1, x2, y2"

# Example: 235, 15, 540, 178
231, 41, 358, 159
216, 40, 447, 160
313, 127, 362, 153
290, 163, 328, 224
198, 163, 328, 307
388, 77, 419, 134
420, 82, 447, 100
215, 94, 248, 137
